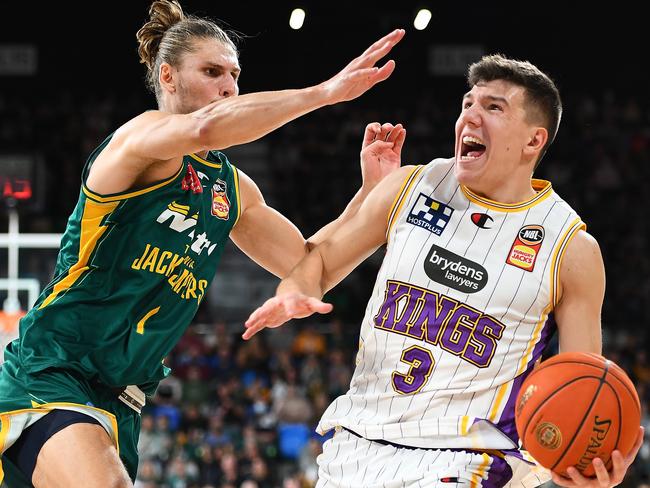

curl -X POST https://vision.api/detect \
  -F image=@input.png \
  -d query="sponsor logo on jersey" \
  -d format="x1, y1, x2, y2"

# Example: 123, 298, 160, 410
406, 193, 454, 236
424, 244, 488, 293
211, 179, 230, 220
471, 212, 493, 229
157, 201, 217, 256
181, 163, 203, 194
535, 422, 562, 449
506, 225, 545, 272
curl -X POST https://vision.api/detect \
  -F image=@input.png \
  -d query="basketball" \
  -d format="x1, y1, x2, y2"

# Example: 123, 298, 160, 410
515, 352, 640, 477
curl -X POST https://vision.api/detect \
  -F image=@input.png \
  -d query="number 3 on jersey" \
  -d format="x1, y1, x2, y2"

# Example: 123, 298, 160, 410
392, 345, 435, 394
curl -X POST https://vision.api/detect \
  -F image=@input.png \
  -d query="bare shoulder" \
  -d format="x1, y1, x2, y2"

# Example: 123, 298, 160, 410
562, 230, 603, 270
559, 229, 605, 294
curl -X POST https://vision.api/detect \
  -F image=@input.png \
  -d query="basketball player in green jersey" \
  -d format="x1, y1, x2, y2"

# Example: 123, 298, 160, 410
0, 1, 406, 486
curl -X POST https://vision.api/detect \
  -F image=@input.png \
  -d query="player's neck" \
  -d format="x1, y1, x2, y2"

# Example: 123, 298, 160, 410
466, 180, 537, 204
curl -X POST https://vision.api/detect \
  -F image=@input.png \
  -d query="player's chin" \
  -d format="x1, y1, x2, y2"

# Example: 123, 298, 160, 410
454, 156, 486, 185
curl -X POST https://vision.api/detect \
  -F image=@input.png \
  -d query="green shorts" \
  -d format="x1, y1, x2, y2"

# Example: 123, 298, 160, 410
0, 355, 141, 485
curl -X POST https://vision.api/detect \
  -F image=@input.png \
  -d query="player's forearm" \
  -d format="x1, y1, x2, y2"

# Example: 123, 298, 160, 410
193, 85, 331, 150
306, 186, 371, 250
277, 248, 327, 299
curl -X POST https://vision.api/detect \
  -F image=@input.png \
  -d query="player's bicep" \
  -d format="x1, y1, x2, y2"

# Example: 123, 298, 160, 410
117, 111, 205, 162
230, 170, 308, 278
555, 230, 606, 354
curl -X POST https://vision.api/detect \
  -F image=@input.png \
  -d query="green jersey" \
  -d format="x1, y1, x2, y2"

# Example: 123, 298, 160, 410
14, 134, 240, 395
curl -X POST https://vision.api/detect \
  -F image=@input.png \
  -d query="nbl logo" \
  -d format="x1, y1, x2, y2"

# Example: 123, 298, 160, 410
407, 194, 454, 236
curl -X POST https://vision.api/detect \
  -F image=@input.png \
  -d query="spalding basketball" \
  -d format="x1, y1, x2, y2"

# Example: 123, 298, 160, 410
515, 352, 640, 477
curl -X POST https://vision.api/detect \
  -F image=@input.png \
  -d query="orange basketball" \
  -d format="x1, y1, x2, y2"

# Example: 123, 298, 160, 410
515, 352, 640, 477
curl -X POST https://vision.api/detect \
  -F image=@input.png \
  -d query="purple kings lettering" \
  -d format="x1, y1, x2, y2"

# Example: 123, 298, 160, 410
374, 280, 505, 368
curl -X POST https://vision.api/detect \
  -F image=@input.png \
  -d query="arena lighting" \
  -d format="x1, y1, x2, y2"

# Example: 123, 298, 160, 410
414, 9, 432, 30
289, 8, 306, 30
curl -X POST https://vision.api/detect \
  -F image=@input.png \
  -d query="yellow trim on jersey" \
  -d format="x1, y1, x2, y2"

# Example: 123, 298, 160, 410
83, 165, 184, 203
386, 165, 425, 238
137, 306, 161, 334
39, 199, 120, 309
471, 453, 491, 488
461, 179, 553, 212
232, 165, 242, 227
0, 414, 8, 483
551, 218, 586, 307
169, 201, 190, 213
461, 415, 470, 435
488, 303, 553, 422
0, 402, 120, 455
0, 413, 10, 451
189, 152, 222, 168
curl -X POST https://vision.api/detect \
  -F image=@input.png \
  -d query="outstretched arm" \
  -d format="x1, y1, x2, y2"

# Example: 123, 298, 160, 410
552, 231, 645, 487
242, 163, 418, 340
86, 30, 405, 195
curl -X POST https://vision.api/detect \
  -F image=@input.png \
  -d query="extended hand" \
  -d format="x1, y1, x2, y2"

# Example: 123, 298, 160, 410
551, 426, 645, 487
320, 29, 405, 104
242, 293, 333, 340
360, 122, 405, 189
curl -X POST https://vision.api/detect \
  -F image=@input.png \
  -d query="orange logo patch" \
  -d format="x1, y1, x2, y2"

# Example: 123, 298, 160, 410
506, 225, 544, 272
211, 179, 230, 220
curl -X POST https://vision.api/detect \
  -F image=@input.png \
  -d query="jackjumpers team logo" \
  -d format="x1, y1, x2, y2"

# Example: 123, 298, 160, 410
211, 179, 230, 220
407, 194, 454, 236
506, 224, 545, 272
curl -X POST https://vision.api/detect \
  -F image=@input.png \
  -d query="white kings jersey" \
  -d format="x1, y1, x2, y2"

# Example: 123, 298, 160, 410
317, 157, 585, 452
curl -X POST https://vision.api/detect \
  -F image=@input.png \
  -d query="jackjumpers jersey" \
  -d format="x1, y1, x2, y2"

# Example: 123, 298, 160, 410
8, 134, 240, 395
318, 158, 585, 450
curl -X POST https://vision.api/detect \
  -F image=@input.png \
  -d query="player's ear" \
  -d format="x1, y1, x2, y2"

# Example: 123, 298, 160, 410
159, 63, 176, 94
523, 127, 547, 158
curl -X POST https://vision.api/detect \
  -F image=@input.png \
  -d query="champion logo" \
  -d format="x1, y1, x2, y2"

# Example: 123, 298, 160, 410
471, 212, 493, 229
182, 164, 203, 194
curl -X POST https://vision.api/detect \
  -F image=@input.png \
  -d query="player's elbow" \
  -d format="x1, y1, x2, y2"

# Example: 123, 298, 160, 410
193, 115, 236, 151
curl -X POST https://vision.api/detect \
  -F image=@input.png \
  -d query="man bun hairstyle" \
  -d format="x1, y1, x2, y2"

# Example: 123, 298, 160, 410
468, 54, 562, 167
136, 0, 239, 103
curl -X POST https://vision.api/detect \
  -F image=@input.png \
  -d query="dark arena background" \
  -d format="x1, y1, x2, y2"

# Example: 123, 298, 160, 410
1, 1, 649, 487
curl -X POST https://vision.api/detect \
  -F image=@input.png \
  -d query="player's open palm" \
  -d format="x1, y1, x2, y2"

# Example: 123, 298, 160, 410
242, 293, 333, 340
321, 29, 405, 104
360, 122, 405, 188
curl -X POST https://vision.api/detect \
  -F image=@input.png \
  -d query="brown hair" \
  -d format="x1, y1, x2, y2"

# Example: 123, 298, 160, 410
468, 54, 562, 167
136, 0, 238, 103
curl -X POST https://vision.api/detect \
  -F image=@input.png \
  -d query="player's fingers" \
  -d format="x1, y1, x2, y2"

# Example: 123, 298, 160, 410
386, 124, 403, 143
307, 297, 333, 314
565, 467, 588, 486
360, 29, 404, 59
393, 128, 406, 155
361, 30, 404, 67
379, 123, 394, 141
550, 472, 576, 487
591, 458, 611, 486
368, 60, 396, 85
362, 122, 381, 148
242, 323, 264, 340
347, 67, 381, 82
627, 426, 645, 461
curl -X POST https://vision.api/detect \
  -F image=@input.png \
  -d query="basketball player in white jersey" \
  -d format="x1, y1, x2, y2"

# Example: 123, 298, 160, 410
242, 55, 644, 487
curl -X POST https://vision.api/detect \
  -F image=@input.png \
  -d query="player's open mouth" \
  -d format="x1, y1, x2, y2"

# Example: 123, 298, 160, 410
460, 135, 486, 161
